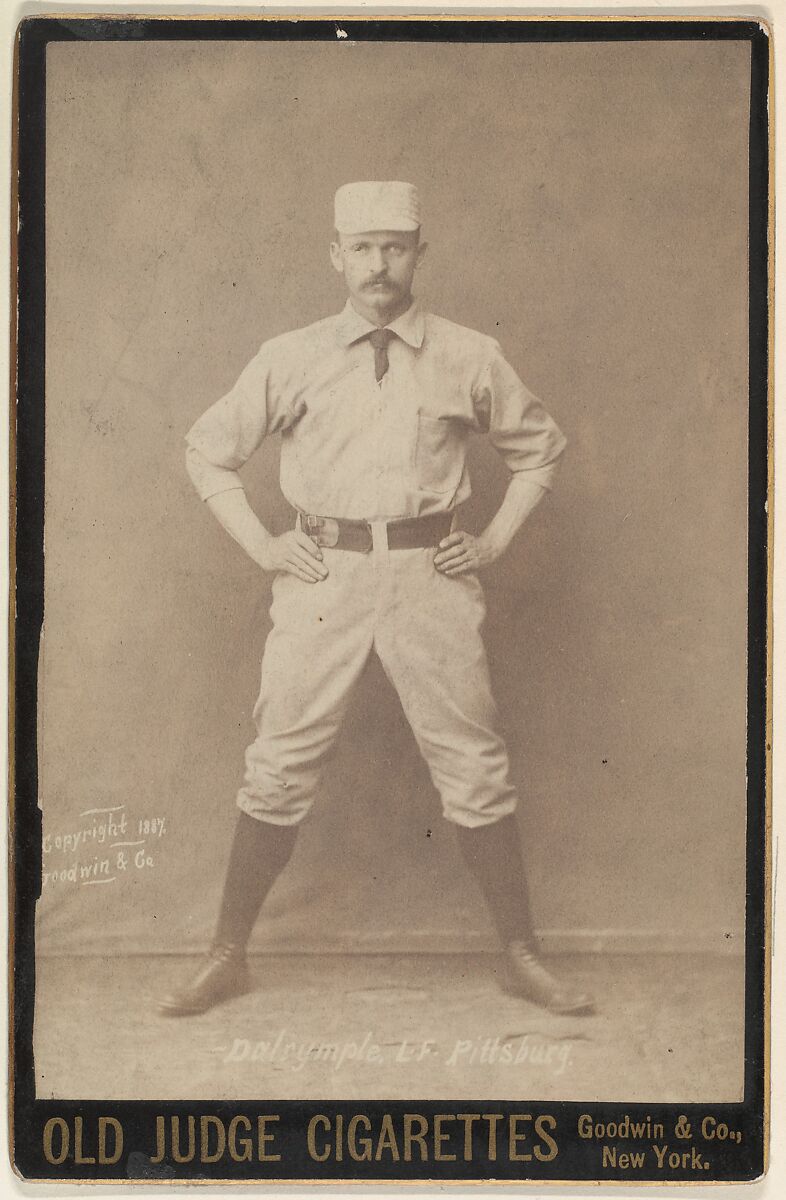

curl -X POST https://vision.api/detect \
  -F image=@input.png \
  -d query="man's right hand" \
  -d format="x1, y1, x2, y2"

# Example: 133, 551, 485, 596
257, 530, 329, 583
203, 490, 329, 583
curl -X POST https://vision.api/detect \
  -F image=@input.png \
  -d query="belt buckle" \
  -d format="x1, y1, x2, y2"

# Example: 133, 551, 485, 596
303, 514, 339, 548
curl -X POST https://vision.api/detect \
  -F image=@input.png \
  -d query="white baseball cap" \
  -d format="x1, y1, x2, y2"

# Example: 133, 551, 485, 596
334, 181, 421, 234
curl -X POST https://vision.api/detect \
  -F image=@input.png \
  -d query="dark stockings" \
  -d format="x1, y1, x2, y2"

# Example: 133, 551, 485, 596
213, 811, 299, 950
454, 813, 536, 948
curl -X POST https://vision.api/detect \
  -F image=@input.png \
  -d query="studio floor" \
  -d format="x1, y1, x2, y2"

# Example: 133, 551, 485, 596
33, 952, 744, 1102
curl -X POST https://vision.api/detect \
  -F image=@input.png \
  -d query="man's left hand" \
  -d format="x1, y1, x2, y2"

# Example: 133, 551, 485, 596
433, 530, 498, 576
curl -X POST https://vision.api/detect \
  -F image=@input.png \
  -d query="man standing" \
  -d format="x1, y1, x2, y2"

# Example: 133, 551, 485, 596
160, 182, 594, 1018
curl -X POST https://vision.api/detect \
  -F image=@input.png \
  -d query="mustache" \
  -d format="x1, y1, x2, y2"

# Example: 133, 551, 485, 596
364, 276, 396, 288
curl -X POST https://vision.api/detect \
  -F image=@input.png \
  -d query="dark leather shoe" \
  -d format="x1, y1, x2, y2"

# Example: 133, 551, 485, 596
501, 941, 595, 1015
158, 943, 250, 1017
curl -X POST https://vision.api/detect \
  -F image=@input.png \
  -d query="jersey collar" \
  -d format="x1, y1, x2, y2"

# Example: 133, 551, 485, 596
335, 298, 425, 350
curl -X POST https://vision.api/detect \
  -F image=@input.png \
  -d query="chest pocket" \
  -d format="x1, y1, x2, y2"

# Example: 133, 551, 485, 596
413, 413, 465, 494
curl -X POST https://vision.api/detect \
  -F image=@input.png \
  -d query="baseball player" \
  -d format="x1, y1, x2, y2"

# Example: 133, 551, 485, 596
159, 181, 594, 1019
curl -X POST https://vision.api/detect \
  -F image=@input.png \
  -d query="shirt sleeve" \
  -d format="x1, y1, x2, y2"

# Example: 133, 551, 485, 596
472, 341, 567, 490
184, 342, 294, 501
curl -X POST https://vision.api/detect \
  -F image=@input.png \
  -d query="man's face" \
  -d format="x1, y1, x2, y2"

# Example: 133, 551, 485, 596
330, 229, 426, 319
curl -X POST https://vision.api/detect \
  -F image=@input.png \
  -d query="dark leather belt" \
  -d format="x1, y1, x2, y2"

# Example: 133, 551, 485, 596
300, 510, 453, 553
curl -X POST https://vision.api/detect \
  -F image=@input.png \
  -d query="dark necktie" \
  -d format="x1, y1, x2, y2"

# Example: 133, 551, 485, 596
368, 328, 395, 382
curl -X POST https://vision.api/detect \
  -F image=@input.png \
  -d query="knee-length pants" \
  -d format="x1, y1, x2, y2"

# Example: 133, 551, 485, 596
236, 532, 519, 829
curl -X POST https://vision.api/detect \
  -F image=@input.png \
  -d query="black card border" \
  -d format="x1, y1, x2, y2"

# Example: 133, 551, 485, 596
9, 14, 772, 1185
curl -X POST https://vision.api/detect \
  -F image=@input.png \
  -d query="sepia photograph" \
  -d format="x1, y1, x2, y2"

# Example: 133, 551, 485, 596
11, 13, 769, 1185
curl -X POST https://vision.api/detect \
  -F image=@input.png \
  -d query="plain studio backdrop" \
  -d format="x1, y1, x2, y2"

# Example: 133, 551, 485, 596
38, 37, 750, 962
